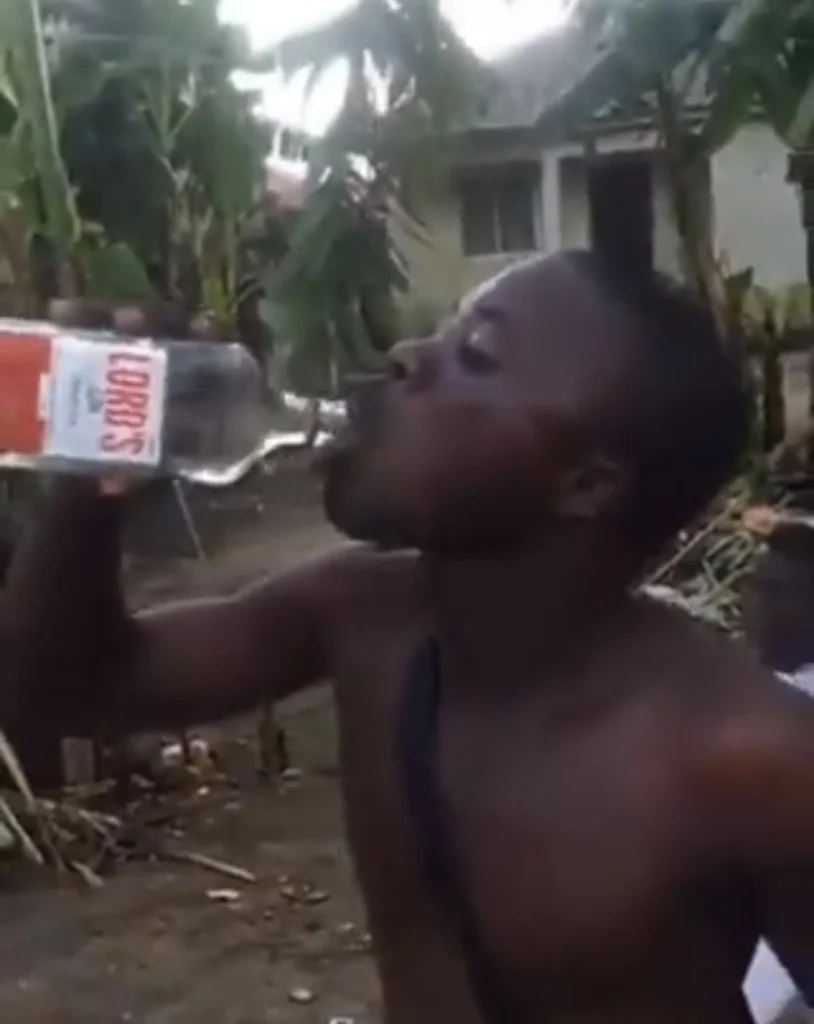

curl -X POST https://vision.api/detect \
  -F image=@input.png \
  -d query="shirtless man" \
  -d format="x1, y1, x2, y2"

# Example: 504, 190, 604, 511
4, 250, 814, 1024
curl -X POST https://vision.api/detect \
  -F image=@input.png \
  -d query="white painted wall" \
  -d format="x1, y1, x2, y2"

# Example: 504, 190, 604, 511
711, 123, 807, 289
549, 122, 806, 290
559, 156, 588, 249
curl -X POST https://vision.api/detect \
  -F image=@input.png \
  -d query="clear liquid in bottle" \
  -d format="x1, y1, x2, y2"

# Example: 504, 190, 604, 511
0, 319, 348, 482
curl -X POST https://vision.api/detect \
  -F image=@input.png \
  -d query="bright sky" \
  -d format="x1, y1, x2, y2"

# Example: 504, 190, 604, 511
221, 0, 567, 137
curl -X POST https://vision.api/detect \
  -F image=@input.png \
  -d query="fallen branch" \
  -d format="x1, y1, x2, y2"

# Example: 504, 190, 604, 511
162, 849, 257, 884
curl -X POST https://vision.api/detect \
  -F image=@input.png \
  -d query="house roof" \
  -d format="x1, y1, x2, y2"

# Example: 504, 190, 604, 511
462, 1, 732, 139
467, 26, 609, 132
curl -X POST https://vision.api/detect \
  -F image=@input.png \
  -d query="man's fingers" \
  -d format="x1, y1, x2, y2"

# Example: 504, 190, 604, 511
98, 477, 134, 497
113, 302, 217, 341
189, 312, 220, 341
111, 306, 151, 337
48, 298, 115, 330
47, 298, 218, 341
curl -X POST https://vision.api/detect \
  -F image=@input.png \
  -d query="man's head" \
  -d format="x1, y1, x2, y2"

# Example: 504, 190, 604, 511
322, 250, 749, 563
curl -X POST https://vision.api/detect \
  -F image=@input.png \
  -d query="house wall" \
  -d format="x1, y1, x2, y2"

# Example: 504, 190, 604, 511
400, 121, 808, 322
395, 197, 533, 319
395, 185, 541, 326
711, 123, 807, 289
400, 127, 686, 317
394, 139, 546, 323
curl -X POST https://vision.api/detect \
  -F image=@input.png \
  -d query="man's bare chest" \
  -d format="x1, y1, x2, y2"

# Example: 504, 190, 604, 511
332, 644, 733, 991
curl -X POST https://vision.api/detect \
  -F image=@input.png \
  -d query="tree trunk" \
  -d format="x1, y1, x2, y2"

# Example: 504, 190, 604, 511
653, 81, 728, 340
805, 230, 814, 469
761, 334, 786, 452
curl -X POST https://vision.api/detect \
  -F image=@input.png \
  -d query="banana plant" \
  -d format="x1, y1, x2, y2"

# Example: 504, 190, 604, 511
722, 262, 814, 455
2, 0, 81, 295
249, 0, 487, 136
251, 0, 489, 385
6, 0, 270, 315
265, 166, 409, 393
698, 0, 814, 153
0, 0, 164, 306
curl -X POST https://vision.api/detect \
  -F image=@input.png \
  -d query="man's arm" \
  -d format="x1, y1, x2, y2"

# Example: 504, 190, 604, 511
2, 478, 343, 737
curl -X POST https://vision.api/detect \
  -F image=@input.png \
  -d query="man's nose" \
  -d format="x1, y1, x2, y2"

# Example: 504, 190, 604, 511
388, 337, 437, 386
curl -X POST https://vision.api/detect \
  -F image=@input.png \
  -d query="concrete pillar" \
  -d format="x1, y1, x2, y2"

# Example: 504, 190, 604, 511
542, 151, 562, 252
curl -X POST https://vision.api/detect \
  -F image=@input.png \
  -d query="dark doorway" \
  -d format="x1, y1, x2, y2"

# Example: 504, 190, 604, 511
588, 155, 654, 275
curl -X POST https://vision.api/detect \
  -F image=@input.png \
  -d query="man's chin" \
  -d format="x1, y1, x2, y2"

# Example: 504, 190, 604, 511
319, 439, 421, 549
323, 493, 411, 549
321, 475, 412, 549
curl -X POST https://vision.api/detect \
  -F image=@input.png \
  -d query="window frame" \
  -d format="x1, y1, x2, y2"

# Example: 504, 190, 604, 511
458, 162, 541, 258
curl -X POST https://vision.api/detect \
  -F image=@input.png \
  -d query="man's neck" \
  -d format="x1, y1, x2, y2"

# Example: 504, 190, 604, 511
424, 534, 636, 697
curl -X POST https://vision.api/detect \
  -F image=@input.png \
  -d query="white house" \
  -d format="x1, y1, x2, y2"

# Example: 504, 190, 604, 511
400, 19, 808, 317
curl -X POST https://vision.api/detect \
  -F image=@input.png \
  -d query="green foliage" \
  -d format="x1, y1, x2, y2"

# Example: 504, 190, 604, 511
255, 0, 489, 388
571, 0, 814, 157
1, 0, 486, 391
266, 171, 404, 392
251, 0, 486, 134
77, 237, 154, 302
1, 0, 271, 314
48, 0, 268, 304
567, 0, 814, 328
703, 0, 814, 151
2, 0, 80, 259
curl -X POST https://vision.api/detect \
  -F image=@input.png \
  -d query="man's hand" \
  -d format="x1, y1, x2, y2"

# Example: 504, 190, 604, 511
48, 298, 217, 342
4, 292, 344, 738
47, 298, 217, 495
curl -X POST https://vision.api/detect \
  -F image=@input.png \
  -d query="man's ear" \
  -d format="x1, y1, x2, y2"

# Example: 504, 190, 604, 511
557, 454, 629, 521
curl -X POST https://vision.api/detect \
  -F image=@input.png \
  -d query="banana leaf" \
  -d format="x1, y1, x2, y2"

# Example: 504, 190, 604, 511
5, 0, 80, 250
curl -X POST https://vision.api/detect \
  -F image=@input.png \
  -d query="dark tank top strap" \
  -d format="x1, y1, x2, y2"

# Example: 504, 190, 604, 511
396, 635, 534, 1024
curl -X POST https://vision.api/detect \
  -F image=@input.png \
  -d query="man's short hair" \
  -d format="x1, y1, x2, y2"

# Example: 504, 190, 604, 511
566, 250, 751, 561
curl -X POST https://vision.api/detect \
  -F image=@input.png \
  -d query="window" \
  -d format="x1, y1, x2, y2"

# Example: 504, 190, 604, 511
458, 163, 540, 256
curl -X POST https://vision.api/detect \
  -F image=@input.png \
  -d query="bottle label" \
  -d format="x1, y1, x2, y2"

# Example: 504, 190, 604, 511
0, 329, 52, 455
43, 336, 168, 466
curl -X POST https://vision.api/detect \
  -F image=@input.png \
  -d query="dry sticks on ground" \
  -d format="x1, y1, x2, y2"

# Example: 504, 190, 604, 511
643, 489, 784, 632
0, 738, 258, 886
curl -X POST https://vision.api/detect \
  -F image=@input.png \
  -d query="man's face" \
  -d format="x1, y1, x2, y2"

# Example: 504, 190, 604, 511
321, 255, 629, 555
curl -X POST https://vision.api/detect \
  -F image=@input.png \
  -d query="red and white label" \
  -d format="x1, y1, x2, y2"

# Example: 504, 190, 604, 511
43, 336, 167, 466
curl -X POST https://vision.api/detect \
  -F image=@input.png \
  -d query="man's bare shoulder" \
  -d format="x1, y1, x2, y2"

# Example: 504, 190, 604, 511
299, 544, 427, 673
654, 606, 814, 850
312, 543, 424, 611
243, 543, 420, 603
193, 544, 422, 642
247, 543, 424, 634
642, 596, 801, 713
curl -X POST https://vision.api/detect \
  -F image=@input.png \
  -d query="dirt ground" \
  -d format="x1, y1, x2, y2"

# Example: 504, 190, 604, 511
0, 472, 381, 1024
